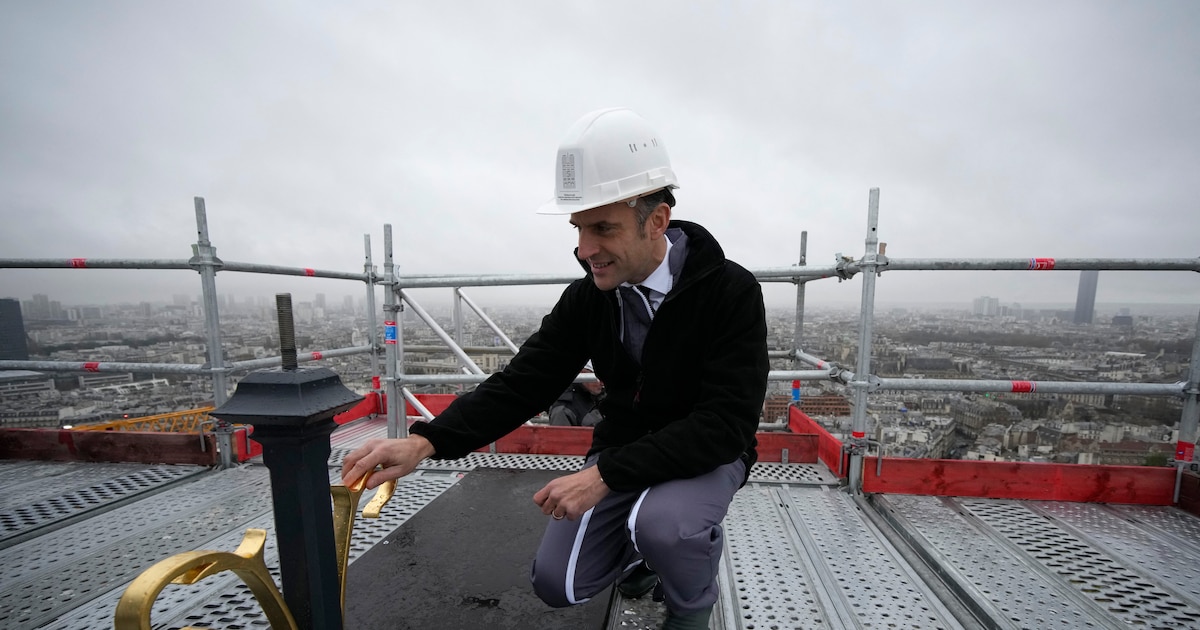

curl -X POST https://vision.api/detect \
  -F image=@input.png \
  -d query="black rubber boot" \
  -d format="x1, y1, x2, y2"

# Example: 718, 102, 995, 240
661, 605, 713, 630
616, 562, 658, 599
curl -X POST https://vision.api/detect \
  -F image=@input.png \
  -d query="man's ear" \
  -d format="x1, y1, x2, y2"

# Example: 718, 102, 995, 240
649, 203, 671, 239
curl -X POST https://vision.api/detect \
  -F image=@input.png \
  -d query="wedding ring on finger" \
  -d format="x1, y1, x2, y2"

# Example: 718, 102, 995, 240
552, 510, 565, 520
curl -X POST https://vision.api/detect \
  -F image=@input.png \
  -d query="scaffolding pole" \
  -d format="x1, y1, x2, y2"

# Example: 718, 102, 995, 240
226, 345, 374, 371
364, 234, 381, 382
456, 289, 522, 354
0, 345, 374, 376
0, 258, 192, 270
382, 225, 404, 439
877, 257, 1200, 272
398, 290, 484, 374
1176, 308, 1200, 501
792, 349, 833, 370
874, 378, 1183, 397
453, 287, 465, 376
793, 231, 808, 371
0, 360, 209, 375
190, 197, 233, 467
848, 189, 881, 494
395, 368, 831, 387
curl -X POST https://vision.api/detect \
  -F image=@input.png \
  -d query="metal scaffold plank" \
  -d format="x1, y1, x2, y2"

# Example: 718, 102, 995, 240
1031, 503, 1200, 610
42, 470, 461, 630
719, 484, 963, 630
721, 484, 834, 629
0, 467, 271, 630
0, 462, 206, 550
874, 494, 1118, 629
961, 499, 1200, 628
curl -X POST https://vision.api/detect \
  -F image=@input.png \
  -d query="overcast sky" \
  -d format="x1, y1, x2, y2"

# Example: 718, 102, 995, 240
1, 1, 1197, 313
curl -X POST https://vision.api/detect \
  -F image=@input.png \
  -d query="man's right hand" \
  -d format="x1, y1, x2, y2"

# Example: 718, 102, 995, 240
340, 435, 436, 489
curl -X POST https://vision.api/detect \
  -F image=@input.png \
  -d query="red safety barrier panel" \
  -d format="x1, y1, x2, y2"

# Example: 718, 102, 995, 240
755, 432, 819, 463
1179, 471, 1200, 517
789, 407, 846, 477
334, 393, 381, 425
404, 393, 457, 417
0, 428, 218, 466
475, 424, 594, 456
862, 457, 1177, 505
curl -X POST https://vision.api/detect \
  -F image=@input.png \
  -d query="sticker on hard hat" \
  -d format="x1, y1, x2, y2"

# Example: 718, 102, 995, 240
557, 151, 582, 201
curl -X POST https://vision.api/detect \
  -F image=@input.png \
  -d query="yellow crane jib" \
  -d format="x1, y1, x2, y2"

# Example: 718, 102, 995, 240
113, 471, 396, 629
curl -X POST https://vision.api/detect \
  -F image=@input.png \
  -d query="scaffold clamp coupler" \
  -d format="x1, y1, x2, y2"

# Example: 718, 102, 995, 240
187, 249, 225, 272
874, 253, 889, 276
845, 433, 870, 456
834, 253, 857, 281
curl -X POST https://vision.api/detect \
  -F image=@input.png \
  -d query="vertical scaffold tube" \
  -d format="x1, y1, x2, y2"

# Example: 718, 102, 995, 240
849, 189, 881, 493
1175, 308, 1200, 502
192, 197, 233, 468
383, 225, 406, 438
192, 197, 228, 406
453, 286, 465, 379
793, 230, 808, 371
364, 234, 381, 382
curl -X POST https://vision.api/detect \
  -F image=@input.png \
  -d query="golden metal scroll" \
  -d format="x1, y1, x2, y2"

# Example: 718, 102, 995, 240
114, 472, 395, 629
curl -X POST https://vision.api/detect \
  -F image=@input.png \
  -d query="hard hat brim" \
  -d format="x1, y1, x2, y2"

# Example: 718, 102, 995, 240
536, 184, 678, 216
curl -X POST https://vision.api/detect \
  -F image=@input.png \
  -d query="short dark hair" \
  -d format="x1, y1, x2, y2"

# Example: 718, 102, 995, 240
634, 188, 676, 232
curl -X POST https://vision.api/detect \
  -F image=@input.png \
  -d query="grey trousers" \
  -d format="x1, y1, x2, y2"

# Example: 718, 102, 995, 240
529, 456, 745, 615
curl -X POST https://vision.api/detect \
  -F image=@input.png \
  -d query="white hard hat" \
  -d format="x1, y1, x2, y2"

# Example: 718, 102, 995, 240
537, 108, 679, 215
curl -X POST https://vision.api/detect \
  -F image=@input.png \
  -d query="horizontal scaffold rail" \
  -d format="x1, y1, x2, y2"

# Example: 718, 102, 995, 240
873, 377, 1185, 397
0, 258, 370, 281
396, 268, 843, 288
397, 369, 834, 386
792, 348, 1187, 398
0, 258, 193, 270
0, 344, 372, 376
875, 257, 1200, 273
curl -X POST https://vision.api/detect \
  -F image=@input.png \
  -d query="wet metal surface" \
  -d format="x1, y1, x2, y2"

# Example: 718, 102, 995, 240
3, 416, 1199, 629
344, 467, 611, 630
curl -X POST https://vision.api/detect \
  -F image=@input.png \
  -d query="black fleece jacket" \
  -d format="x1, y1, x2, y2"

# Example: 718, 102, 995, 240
410, 220, 769, 492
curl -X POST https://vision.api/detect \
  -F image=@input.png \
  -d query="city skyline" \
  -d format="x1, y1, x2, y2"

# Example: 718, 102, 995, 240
2, 4, 1198, 308
5, 287, 1198, 318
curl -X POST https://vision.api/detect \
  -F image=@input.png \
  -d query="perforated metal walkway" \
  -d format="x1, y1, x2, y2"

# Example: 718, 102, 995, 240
1, 417, 1198, 629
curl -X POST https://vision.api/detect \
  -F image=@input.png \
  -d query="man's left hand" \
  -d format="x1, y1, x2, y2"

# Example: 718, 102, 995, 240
532, 465, 610, 520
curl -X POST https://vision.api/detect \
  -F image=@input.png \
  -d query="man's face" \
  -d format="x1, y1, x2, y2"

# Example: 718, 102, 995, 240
569, 200, 668, 292
581, 374, 604, 396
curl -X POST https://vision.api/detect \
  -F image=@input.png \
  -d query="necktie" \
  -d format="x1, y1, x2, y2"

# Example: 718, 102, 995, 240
636, 285, 657, 316
620, 285, 656, 362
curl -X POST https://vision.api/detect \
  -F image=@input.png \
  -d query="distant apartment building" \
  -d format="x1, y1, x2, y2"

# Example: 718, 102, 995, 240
763, 394, 792, 423
1073, 270, 1099, 325
950, 397, 1022, 437
797, 394, 852, 417
972, 296, 1000, 317
0, 298, 30, 360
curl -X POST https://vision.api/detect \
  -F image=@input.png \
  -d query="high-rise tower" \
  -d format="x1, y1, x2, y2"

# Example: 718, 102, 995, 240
0, 298, 30, 360
1074, 270, 1099, 325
